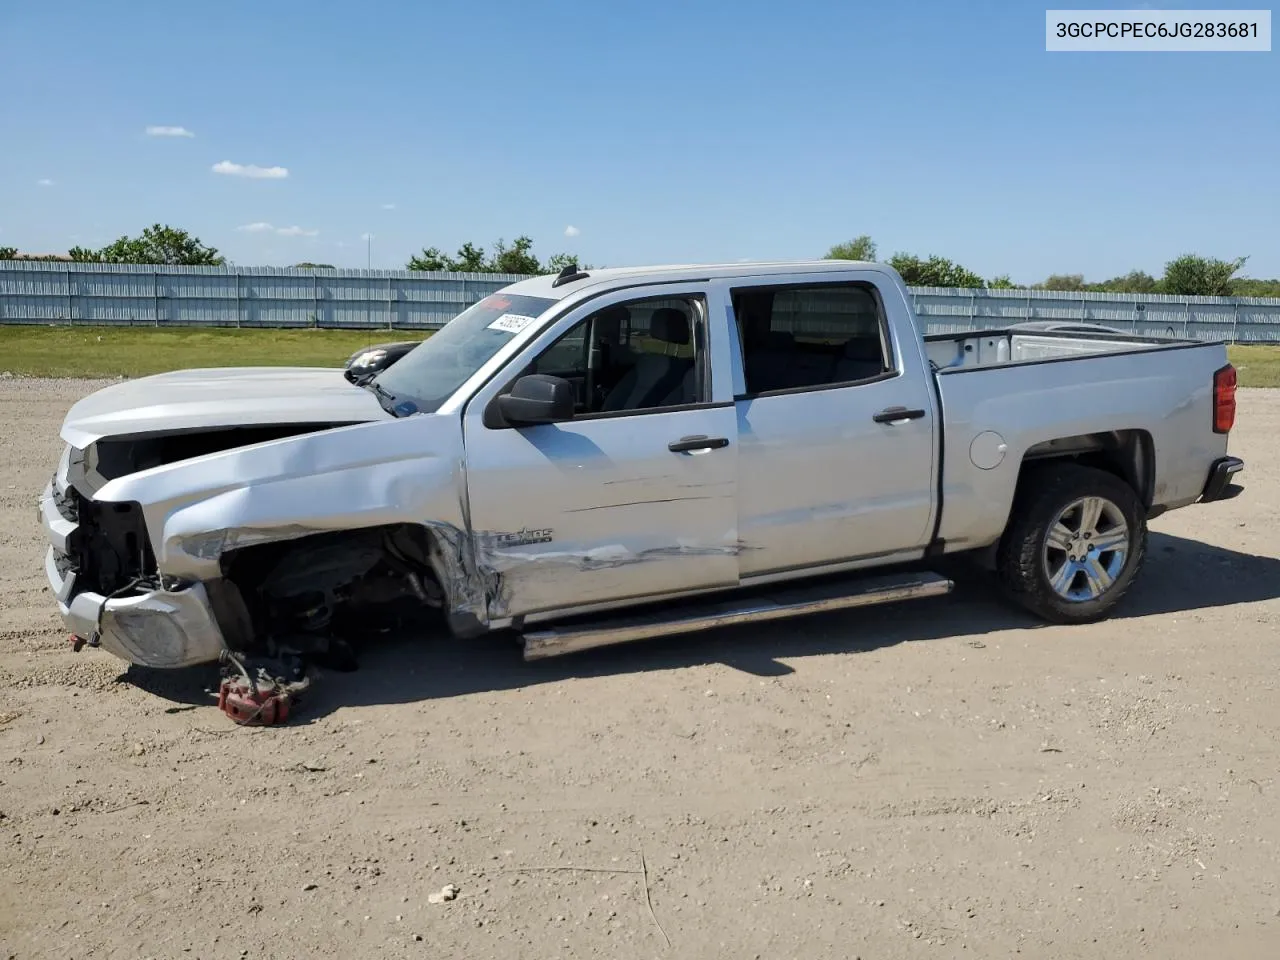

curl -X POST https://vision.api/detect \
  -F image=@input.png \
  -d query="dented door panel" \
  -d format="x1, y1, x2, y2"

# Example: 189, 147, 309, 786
461, 282, 740, 619
462, 406, 739, 618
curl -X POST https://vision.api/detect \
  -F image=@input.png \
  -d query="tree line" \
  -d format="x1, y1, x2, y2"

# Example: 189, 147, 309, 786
0, 224, 226, 266
0, 226, 586, 276
824, 235, 1280, 297
2, 225, 1277, 298
405, 236, 587, 275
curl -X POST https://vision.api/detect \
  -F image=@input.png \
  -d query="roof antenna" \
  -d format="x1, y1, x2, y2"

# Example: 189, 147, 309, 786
551, 262, 590, 288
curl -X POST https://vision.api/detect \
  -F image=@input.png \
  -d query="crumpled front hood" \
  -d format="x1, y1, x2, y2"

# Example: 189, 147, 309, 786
61, 366, 393, 447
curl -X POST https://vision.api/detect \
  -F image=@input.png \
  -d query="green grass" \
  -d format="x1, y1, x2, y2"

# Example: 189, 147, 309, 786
1228, 345, 1280, 388
0, 325, 431, 379
2, 324, 1279, 386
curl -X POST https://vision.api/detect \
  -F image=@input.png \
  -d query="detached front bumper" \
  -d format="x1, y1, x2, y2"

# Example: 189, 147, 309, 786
40, 481, 227, 669
1200, 456, 1245, 503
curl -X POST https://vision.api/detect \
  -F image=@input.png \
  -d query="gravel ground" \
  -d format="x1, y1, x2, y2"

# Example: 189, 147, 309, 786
1, 379, 1278, 960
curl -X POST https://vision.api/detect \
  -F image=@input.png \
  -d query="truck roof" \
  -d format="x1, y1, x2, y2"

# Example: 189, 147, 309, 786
501, 259, 881, 301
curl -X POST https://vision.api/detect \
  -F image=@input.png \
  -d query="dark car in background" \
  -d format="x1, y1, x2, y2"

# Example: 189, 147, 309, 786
342, 340, 422, 384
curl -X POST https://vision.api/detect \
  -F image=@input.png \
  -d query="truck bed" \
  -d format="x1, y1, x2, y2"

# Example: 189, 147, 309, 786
925, 327, 1233, 556
924, 327, 1200, 370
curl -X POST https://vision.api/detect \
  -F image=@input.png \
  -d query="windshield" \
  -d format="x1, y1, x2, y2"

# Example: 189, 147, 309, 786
370, 292, 557, 414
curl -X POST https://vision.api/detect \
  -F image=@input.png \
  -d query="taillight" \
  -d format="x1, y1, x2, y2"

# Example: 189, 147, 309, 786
1213, 364, 1237, 434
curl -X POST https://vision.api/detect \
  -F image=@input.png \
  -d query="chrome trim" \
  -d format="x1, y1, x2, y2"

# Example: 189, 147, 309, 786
39, 481, 77, 554
521, 572, 953, 660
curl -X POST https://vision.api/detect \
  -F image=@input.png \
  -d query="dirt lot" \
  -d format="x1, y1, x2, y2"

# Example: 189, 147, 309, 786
2, 379, 1278, 960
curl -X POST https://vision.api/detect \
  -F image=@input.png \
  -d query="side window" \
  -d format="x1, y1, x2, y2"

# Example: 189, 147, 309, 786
522, 295, 705, 416
733, 283, 890, 395
528, 329, 587, 377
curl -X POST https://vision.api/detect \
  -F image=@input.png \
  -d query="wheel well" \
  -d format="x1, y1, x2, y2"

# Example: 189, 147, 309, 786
1018, 429, 1154, 508
212, 523, 447, 649
219, 520, 438, 575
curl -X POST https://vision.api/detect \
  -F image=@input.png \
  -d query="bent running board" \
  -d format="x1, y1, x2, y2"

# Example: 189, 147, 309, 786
521, 571, 953, 660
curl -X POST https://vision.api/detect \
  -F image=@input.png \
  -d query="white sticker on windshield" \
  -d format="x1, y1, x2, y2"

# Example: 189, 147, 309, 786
487, 313, 537, 334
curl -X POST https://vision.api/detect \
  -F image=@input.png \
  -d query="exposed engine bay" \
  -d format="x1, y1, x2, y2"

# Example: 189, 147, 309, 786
78, 423, 355, 494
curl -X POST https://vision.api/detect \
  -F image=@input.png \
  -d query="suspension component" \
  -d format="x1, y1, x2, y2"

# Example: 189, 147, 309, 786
217, 650, 310, 726
218, 676, 292, 725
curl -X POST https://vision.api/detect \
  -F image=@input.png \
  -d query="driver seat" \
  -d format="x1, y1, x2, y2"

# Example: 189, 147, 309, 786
601, 308, 694, 411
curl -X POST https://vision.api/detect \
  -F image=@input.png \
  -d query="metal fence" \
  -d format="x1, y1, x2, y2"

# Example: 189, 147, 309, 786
3, 261, 1280, 342
0, 262, 523, 330
911, 286, 1280, 344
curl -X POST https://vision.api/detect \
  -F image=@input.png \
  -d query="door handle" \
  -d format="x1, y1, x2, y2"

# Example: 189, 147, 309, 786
872, 407, 926, 424
668, 435, 730, 453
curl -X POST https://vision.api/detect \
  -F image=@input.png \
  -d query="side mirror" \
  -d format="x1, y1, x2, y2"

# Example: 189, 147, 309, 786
496, 374, 576, 425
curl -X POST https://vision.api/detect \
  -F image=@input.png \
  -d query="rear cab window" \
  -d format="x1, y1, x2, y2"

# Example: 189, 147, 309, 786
731, 282, 893, 396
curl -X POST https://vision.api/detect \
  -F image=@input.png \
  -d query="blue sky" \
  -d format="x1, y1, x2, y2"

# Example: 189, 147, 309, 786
0, 0, 1275, 281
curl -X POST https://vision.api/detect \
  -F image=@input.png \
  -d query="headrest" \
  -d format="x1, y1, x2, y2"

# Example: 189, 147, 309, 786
649, 308, 690, 345
843, 336, 882, 362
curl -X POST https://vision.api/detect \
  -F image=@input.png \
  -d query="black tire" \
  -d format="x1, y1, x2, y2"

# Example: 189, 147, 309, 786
995, 463, 1147, 624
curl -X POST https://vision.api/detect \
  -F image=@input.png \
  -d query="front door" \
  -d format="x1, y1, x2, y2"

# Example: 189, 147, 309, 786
461, 285, 740, 620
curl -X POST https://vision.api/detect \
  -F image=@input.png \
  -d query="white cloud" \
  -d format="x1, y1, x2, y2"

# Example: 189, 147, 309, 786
360, 232, 374, 241
212, 160, 289, 179
380, 203, 396, 210
37, 178, 54, 187
146, 125, 194, 138
237, 222, 318, 237
564, 225, 580, 238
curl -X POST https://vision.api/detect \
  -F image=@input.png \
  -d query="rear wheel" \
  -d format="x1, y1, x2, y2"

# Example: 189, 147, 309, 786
996, 464, 1146, 623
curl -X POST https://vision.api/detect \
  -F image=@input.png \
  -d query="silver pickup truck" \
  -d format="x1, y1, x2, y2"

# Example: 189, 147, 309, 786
40, 261, 1244, 695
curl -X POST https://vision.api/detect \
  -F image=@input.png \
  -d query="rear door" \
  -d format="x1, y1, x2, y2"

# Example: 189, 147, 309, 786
461, 283, 740, 620
724, 271, 939, 578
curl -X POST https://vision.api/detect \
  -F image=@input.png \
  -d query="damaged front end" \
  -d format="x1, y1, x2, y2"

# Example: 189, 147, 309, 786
40, 424, 352, 668
38, 367, 482, 724
40, 430, 454, 724
40, 439, 221, 668
41, 437, 451, 662
47, 419, 470, 670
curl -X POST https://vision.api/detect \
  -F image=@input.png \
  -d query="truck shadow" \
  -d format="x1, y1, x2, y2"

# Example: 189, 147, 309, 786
120, 531, 1280, 720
